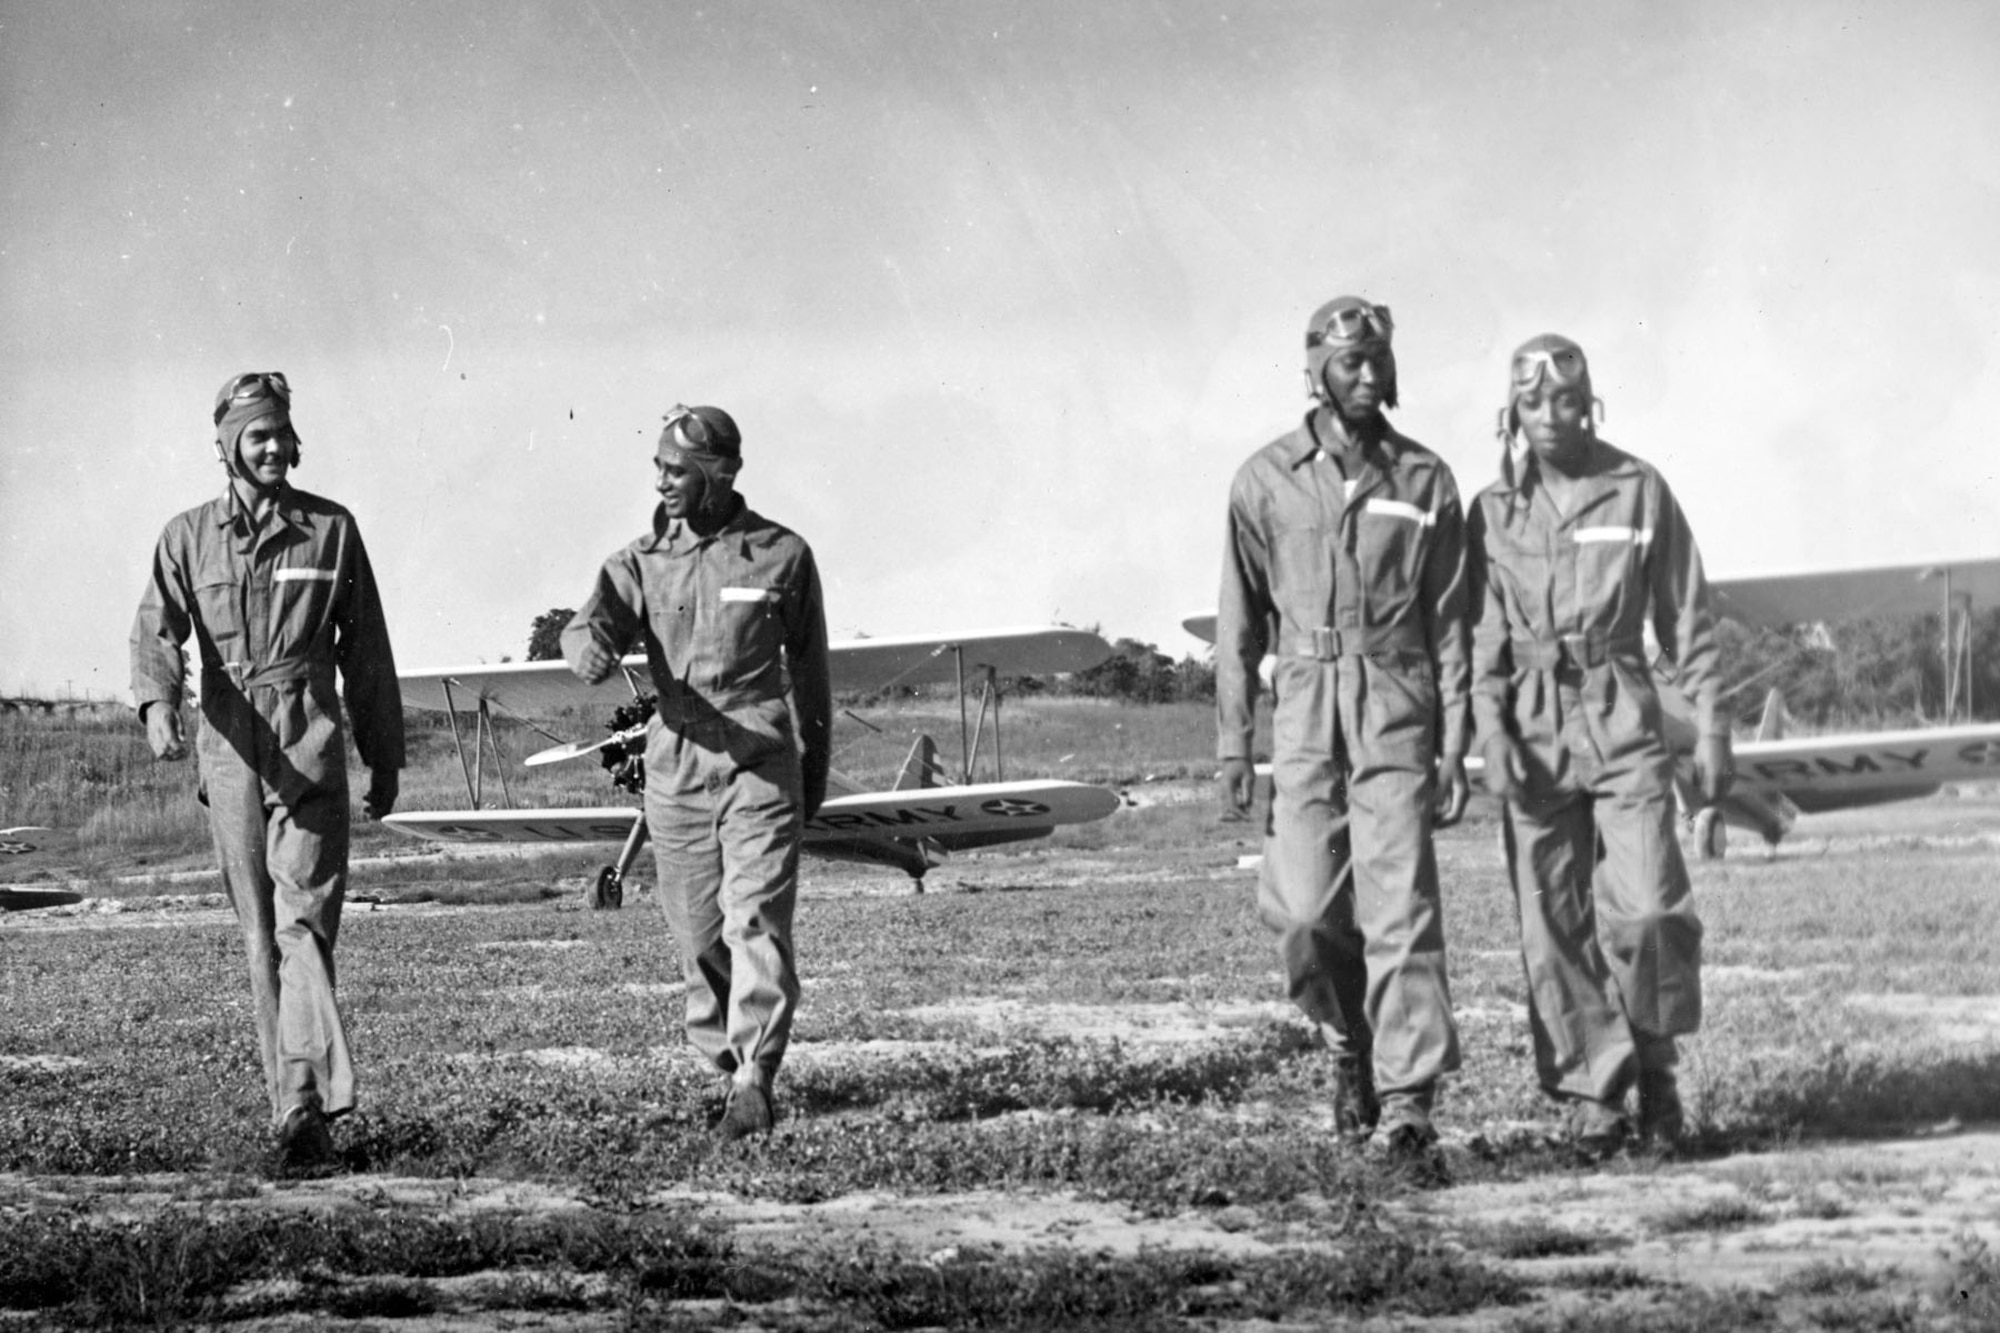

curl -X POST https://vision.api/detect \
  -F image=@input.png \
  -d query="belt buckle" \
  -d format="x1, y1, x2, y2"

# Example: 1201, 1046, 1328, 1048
1312, 626, 1343, 660
1558, 633, 1603, 669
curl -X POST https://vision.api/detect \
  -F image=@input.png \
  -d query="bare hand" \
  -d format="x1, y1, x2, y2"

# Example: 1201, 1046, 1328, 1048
145, 702, 188, 762
1218, 757, 1256, 817
572, 638, 619, 685
1695, 731, 1734, 803
364, 768, 400, 820
1481, 732, 1525, 804
1434, 753, 1470, 828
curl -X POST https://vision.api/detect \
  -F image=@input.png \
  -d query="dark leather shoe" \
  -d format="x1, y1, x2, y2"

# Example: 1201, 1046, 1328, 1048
277, 1105, 338, 1174
718, 1083, 774, 1141
1333, 1057, 1380, 1145
1570, 1099, 1632, 1163
1638, 1069, 1686, 1148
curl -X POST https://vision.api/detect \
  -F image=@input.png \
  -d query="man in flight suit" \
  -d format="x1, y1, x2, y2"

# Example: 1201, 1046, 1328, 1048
131, 371, 403, 1173
1469, 334, 1732, 1156
1216, 297, 1472, 1157
563, 403, 831, 1141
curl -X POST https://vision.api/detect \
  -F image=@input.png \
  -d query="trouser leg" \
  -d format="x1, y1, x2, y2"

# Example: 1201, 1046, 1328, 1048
1347, 764, 1460, 1098
648, 788, 735, 1074
715, 764, 802, 1087
1260, 759, 1369, 1059
1593, 791, 1703, 1038
266, 785, 353, 1121
206, 760, 352, 1129
1504, 790, 1637, 1104
206, 757, 285, 1125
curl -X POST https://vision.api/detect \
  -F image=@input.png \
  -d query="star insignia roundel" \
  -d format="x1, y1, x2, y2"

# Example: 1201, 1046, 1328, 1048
980, 798, 1051, 818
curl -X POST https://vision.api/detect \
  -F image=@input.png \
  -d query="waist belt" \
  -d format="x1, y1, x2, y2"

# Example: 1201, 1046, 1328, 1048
214, 659, 332, 691
1510, 632, 1645, 671
652, 687, 785, 722
1284, 624, 1427, 661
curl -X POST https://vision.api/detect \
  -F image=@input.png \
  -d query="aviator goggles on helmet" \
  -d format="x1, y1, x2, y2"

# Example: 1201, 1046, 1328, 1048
660, 402, 742, 458
1306, 302, 1394, 349
662, 404, 715, 448
213, 371, 292, 425
1510, 346, 1588, 392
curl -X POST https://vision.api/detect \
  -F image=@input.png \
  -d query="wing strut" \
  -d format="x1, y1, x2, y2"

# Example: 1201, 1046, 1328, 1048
438, 679, 514, 810
963, 664, 1004, 784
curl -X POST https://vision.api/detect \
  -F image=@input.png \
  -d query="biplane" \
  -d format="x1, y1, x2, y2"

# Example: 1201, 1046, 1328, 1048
1184, 555, 2000, 860
0, 828, 83, 911
382, 626, 1123, 901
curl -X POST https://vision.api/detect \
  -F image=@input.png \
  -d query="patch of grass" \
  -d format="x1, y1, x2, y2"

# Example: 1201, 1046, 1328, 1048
808, 1233, 1521, 1328
1774, 1260, 1889, 1297
1647, 1196, 1768, 1236
1459, 1216, 1618, 1260
0, 1207, 733, 1326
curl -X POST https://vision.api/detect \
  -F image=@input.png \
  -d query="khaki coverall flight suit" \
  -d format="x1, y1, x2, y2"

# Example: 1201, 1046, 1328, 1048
1469, 439, 1719, 1106
131, 487, 403, 1129
1218, 411, 1471, 1106
563, 498, 831, 1090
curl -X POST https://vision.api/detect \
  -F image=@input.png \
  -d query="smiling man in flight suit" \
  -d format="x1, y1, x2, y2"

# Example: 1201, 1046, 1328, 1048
1216, 297, 1472, 1160
1469, 333, 1731, 1157
131, 370, 403, 1174
562, 403, 831, 1141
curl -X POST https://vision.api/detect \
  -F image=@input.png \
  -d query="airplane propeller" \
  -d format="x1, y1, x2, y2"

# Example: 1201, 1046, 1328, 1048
524, 725, 648, 767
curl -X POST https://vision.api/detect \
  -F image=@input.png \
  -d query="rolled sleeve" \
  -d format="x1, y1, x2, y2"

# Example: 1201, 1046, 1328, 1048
1466, 500, 1515, 747
1647, 480, 1723, 736
562, 549, 646, 678
1214, 478, 1271, 762
130, 522, 194, 717
1422, 475, 1472, 761
786, 546, 833, 794
335, 521, 405, 771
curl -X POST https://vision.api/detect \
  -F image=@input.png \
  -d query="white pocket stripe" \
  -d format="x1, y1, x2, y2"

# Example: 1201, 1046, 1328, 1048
1573, 526, 1654, 546
720, 587, 778, 604
272, 569, 337, 583
1362, 498, 1435, 526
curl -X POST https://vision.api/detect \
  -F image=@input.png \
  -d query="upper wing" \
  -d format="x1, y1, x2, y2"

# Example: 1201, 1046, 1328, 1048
1732, 722, 2000, 797
1710, 558, 2000, 629
1184, 555, 2000, 644
400, 625, 1115, 713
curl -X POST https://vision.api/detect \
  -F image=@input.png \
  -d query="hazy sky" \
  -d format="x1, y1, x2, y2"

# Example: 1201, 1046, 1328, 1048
4, 1, 1997, 697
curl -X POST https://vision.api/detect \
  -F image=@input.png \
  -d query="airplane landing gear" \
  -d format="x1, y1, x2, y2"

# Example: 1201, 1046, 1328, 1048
1692, 807, 1726, 862
589, 866, 624, 910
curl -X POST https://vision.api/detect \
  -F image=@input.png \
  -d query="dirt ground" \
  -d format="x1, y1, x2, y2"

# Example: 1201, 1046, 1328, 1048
9, 792, 2000, 1328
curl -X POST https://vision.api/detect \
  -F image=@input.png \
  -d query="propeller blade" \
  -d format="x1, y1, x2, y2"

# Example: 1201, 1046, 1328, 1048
524, 738, 612, 767
524, 724, 646, 767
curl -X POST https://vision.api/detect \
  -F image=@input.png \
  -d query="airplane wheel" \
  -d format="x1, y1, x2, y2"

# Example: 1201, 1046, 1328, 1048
590, 867, 624, 910
1693, 808, 1726, 862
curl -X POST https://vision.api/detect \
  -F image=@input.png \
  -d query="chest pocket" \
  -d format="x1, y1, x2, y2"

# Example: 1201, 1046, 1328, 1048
1570, 525, 1651, 618
270, 567, 337, 642
195, 577, 245, 657
1353, 497, 1434, 596
718, 584, 785, 667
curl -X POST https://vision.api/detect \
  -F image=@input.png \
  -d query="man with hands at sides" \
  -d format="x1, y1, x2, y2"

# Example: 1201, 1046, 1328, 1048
1469, 334, 1731, 1158
1216, 297, 1473, 1162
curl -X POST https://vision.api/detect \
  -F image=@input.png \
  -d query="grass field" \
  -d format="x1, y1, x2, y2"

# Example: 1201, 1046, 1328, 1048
6, 703, 2000, 1327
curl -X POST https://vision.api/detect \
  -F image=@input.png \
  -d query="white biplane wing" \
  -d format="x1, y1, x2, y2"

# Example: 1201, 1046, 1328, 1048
386, 780, 1120, 859
0, 827, 83, 911
1182, 557, 2000, 647
392, 625, 1121, 899
399, 626, 1116, 714
1708, 558, 2000, 629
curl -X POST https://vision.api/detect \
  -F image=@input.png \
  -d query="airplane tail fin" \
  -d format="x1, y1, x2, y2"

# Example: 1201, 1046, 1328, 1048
1756, 688, 1791, 742
893, 734, 952, 791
